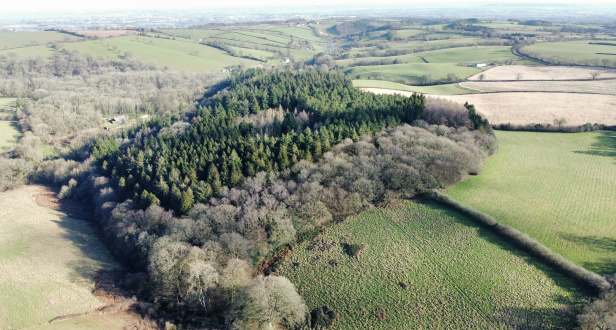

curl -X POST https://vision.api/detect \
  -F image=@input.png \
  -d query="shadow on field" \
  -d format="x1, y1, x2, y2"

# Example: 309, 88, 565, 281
573, 130, 616, 159
560, 233, 616, 275
52, 216, 117, 286
424, 200, 590, 295
498, 294, 581, 329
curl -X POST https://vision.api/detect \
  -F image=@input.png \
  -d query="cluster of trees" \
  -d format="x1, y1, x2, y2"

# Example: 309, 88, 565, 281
94, 69, 426, 215
0, 51, 226, 139
83, 122, 494, 326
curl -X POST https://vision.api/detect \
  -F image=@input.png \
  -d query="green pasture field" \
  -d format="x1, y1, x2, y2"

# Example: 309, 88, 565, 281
344, 62, 483, 84
524, 40, 616, 62
446, 131, 616, 275
395, 28, 425, 38
337, 55, 426, 67
421, 46, 516, 64
215, 32, 283, 46
277, 201, 583, 329
0, 186, 119, 329
162, 29, 227, 40
0, 45, 54, 58
0, 121, 21, 153
0, 31, 81, 50
235, 30, 291, 44
273, 27, 324, 42
353, 79, 471, 95
64, 36, 260, 71
0, 97, 17, 109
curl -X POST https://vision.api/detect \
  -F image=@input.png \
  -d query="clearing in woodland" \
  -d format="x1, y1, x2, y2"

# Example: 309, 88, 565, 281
0, 186, 120, 329
446, 131, 616, 275
0, 121, 21, 153
277, 201, 583, 329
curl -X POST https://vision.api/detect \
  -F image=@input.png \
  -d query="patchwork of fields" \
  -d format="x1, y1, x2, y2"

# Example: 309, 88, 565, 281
0, 186, 119, 329
277, 201, 583, 329
446, 131, 616, 275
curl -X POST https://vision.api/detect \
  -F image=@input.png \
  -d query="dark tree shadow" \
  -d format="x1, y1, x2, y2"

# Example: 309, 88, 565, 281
559, 233, 616, 275
0, 121, 22, 153
497, 293, 586, 329
52, 216, 119, 285
573, 130, 616, 159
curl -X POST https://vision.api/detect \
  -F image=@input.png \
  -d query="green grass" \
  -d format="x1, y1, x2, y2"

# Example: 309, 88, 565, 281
352, 79, 471, 95
162, 29, 227, 40
277, 201, 583, 329
64, 36, 260, 71
524, 40, 616, 63
273, 27, 324, 42
421, 46, 516, 64
0, 97, 17, 112
0, 45, 55, 58
446, 131, 616, 275
344, 62, 483, 85
0, 186, 120, 329
0, 121, 21, 153
0, 31, 80, 50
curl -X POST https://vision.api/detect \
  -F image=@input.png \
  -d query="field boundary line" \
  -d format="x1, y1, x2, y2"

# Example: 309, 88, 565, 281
427, 190, 611, 294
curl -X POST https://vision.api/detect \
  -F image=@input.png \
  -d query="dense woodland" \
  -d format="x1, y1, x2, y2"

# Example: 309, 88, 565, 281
39, 68, 495, 327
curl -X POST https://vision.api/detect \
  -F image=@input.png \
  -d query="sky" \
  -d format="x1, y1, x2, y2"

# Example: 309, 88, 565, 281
2, 0, 615, 13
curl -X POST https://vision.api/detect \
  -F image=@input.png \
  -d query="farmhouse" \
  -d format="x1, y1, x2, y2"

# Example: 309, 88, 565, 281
110, 115, 129, 124
472, 63, 487, 68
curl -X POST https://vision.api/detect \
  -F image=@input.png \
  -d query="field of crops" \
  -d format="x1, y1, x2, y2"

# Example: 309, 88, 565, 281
0, 186, 119, 329
524, 40, 616, 62
0, 121, 21, 153
277, 201, 582, 329
446, 131, 616, 275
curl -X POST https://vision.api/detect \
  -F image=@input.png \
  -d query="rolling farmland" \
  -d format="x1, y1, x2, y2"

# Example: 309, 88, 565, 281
446, 131, 616, 275
0, 31, 81, 50
523, 40, 616, 63
277, 201, 583, 329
